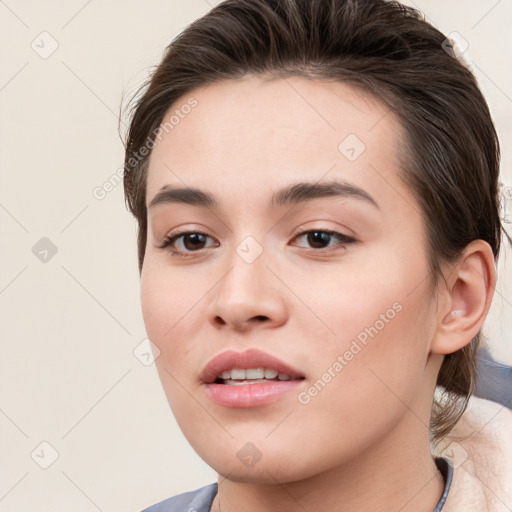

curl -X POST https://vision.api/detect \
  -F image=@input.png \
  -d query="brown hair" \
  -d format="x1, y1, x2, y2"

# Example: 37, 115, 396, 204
121, 0, 505, 444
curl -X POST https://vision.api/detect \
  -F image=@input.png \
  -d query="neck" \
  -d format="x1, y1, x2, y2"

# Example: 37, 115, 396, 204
212, 416, 445, 512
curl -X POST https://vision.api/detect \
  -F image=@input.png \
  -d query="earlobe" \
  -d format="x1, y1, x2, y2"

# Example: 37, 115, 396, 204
431, 240, 496, 355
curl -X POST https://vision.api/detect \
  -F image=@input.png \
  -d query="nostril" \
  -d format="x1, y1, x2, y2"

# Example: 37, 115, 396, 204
211, 314, 269, 330
213, 316, 227, 327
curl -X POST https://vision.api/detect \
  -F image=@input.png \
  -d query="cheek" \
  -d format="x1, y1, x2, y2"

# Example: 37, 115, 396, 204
299, 248, 435, 405
291, 250, 427, 349
140, 260, 203, 366
140, 262, 207, 422
287, 292, 435, 477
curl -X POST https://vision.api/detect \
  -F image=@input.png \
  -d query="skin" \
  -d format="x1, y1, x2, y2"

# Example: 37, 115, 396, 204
140, 75, 496, 512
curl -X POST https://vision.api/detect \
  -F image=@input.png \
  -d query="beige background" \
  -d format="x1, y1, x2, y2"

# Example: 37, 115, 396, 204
0, 1, 511, 511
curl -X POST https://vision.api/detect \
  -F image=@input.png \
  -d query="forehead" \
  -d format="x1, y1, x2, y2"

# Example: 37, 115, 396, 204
145, 75, 408, 210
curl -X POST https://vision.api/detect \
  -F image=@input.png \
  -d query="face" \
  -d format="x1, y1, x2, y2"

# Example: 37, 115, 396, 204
141, 75, 442, 483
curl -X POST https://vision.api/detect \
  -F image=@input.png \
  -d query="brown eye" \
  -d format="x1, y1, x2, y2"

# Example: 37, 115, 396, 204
293, 230, 356, 250
158, 231, 217, 258
306, 231, 331, 249
179, 233, 208, 251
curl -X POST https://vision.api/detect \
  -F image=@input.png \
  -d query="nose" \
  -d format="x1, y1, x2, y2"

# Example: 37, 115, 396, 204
207, 246, 288, 332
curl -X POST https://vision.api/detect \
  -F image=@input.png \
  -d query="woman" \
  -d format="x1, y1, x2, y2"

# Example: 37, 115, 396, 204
122, 0, 512, 510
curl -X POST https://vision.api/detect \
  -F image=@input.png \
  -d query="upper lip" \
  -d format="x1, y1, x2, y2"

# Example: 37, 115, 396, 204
200, 349, 305, 384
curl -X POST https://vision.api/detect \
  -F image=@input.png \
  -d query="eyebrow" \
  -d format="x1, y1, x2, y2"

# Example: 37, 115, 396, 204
148, 180, 380, 210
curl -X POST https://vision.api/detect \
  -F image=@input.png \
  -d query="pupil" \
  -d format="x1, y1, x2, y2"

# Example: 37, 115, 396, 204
185, 233, 205, 250
309, 231, 329, 248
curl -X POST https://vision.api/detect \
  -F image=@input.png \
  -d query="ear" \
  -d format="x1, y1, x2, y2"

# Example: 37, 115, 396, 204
430, 240, 497, 355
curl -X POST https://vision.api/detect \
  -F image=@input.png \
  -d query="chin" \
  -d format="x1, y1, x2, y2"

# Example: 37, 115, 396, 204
213, 462, 310, 485
196, 442, 323, 485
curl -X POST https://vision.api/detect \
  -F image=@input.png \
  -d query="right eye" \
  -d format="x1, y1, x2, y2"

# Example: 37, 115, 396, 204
157, 230, 218, 258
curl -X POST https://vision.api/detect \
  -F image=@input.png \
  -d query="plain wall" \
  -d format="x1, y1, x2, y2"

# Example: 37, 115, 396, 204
1, 1, 510, 511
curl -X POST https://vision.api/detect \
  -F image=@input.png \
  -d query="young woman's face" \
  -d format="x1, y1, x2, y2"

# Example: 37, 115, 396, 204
141, 76, 443, 482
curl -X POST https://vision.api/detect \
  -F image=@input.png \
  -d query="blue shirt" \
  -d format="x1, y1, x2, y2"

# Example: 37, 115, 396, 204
142, 456, 453, 512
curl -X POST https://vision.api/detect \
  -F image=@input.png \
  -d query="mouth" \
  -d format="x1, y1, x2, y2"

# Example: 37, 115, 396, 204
214, 367, 303, 385
200, 348, 305, 384
200, 349, 306, 408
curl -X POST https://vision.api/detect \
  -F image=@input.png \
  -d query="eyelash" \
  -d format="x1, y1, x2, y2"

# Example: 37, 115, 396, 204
157, 229, 357, 259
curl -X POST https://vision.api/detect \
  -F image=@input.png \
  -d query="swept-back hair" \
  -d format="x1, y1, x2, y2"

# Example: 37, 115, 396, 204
122, 0, 505, 443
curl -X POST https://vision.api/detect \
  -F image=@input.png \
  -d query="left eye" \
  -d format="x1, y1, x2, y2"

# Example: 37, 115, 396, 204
292, 229, 356, 250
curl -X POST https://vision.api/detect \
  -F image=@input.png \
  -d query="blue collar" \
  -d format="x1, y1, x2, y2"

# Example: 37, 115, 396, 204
433, 456, 454, 511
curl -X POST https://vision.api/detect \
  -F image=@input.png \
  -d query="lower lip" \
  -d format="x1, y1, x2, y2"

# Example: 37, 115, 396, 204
204, 380, 304, 408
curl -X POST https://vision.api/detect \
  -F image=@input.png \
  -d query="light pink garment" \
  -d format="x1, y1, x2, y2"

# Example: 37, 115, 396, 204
433, 395, 512, 511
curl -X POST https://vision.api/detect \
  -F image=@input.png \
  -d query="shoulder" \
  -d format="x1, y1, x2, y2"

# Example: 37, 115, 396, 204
141, 483, 218, 512
434, 395, 512, 511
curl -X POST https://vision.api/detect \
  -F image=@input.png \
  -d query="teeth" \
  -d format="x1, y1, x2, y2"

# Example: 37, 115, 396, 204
230, 369, 246, 380
264, 369, 279, 379
217, 368, 292, 381
245, 368, 265, 379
